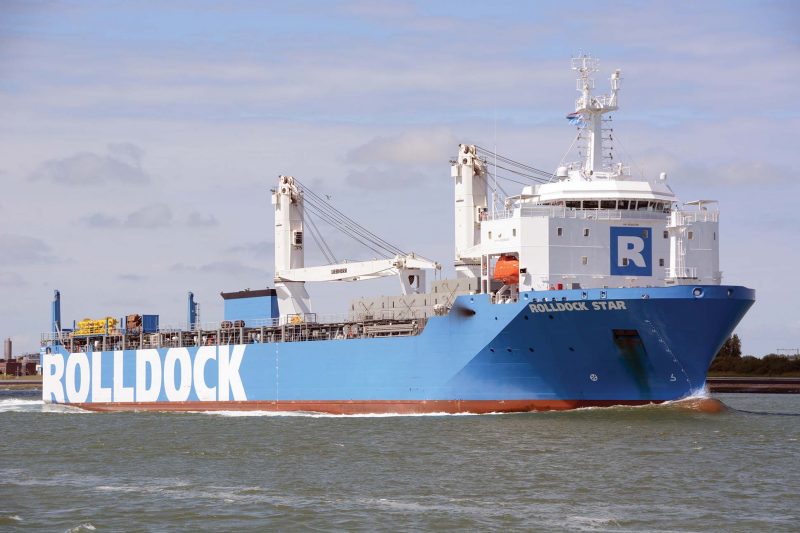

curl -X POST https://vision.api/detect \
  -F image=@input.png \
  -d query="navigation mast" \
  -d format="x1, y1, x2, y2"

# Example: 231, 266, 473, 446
571, 55, 621, 178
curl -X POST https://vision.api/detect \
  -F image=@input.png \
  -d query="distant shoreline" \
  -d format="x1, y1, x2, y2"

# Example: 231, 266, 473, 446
0, 378, 42, 390
706, 376, 800, 394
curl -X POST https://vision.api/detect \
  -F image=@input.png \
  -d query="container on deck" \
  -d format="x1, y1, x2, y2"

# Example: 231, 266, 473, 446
142, 315, 159, 333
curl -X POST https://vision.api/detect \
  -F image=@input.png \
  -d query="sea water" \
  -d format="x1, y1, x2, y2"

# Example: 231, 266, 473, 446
0, 390, 798, 532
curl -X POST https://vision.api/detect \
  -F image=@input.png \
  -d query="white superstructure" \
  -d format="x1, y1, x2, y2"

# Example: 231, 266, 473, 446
451, 56, 721, 296
274, 56, 722, 323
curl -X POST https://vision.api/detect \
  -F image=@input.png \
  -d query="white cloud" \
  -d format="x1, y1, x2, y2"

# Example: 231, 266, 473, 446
0, 234, 55, 265
118, 273, 147, 282
29, 143, 149, 185
83, 204, 173, 228
345, 166, 420, 190
187, 211, 219, 227
346, 129, 457, 165
226, 241, 274, 258
171, 260, 269, 279
84, 213, 120, 227
0, 271, 27, 286
125, 204, 172, 228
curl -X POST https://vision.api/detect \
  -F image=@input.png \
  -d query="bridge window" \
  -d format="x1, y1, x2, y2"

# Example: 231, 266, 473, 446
565, 201, 580, 209
601, 200, 616, 209
618, 200, 629, 209
584, 200, 598, 209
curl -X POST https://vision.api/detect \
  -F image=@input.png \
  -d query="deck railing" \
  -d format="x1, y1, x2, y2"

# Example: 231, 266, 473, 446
487, 206, 672, 222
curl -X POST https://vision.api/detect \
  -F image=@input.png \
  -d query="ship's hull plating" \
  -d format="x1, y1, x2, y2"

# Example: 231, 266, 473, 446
43, 285, 754, 414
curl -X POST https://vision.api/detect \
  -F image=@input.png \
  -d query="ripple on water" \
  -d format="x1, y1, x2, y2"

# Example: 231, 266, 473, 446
0, 391, 798, 531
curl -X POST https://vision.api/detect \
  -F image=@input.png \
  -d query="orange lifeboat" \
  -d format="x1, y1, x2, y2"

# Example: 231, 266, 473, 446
493, 255, 519, 285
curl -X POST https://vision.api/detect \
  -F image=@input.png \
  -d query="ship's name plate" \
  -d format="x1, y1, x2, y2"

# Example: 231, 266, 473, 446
528, 300, 627, 313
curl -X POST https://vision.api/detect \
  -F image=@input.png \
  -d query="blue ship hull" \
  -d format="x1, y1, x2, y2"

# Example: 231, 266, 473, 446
42, 285, 754, 413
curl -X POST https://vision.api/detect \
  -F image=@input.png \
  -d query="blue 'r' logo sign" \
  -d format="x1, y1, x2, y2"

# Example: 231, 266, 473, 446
610, 226, 652, 276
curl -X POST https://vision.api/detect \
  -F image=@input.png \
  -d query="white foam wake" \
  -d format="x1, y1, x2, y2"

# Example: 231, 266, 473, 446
0, 398, 44, 412
0, 398, 90, 414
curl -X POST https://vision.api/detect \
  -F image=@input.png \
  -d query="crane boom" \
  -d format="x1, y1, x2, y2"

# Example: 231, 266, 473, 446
276, 254, 440, 291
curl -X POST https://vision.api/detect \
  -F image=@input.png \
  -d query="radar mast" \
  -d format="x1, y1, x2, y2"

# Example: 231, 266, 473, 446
569, 55, 622, 179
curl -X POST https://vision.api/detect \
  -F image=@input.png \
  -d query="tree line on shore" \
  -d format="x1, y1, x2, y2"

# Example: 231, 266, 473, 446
709, 334, 800, 376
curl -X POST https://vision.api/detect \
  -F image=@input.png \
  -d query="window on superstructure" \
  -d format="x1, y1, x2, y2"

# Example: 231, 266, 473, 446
513, 229, 517, 237
642, 229, 649, 239
713, 232, 716, 241
659, 258, 665, 267
622, 258, 629, 266
688, 231, 694, 240
557, 227, 563, 237
583, 228, 590, 237
488, 231, 492, 239
663, 230, 668, 239
581, 256, 588, 265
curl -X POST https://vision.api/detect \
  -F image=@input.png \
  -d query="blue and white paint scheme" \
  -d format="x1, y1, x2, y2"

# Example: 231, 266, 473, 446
41, 286, 753, 412
41, 56, 754, 413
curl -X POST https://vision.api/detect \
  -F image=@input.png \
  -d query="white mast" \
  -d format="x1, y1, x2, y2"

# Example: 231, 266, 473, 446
571, 55, 621, 177
273, 175, 311, 318
451, 144, 487, 279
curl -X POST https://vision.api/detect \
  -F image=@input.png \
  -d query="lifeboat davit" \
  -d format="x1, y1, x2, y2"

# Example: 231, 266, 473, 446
493, 255, 519, 285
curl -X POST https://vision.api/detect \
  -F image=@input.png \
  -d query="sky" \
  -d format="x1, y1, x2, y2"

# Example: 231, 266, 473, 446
1, 0, 798, 356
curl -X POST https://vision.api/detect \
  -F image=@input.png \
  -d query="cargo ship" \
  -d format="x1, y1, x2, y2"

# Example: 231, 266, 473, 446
41, 56, 754, 413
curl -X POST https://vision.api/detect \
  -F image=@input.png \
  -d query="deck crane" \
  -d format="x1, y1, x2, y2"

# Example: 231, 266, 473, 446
272, 175, 440, 320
